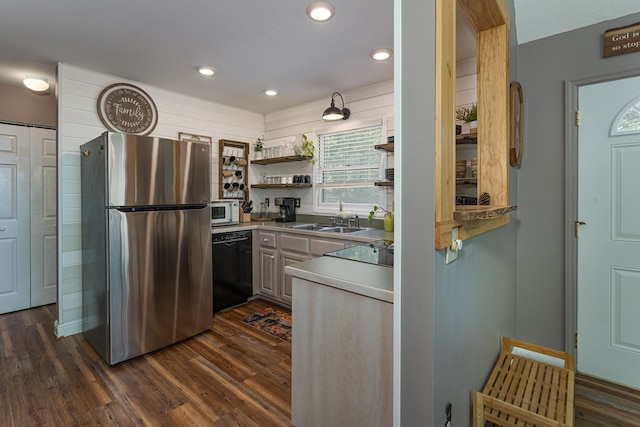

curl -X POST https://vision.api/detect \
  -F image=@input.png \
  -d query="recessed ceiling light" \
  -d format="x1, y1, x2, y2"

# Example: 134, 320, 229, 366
264, 89, 278, 96
197, 66, 215, 76
23, 76, 49, 92
370, 48, 393, 61
306, 1, 335, 22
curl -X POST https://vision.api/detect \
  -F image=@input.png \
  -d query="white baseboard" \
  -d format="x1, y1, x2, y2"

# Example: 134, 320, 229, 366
54, 318, 83, 337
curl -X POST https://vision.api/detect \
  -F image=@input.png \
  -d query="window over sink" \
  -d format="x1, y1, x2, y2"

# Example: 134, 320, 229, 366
314, 118, 387, 214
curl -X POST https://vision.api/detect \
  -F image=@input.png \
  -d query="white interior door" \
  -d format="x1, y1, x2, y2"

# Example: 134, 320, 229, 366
30, 127, 57, 306
578, 76, 640, 389
0, 124, 31, 313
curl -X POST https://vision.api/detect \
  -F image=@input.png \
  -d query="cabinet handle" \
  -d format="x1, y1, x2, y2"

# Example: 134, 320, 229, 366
263, 238, 269, 242
0, 227, 5, 232
270, 256, 275, 259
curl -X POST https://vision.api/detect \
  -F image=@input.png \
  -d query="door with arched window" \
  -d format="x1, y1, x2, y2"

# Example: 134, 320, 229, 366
577, 75, 640, 390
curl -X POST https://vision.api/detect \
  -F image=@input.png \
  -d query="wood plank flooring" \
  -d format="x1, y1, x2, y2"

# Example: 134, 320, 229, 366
0, 299, 291, 426
575, 373, 640, 426
2, 301, 640, 426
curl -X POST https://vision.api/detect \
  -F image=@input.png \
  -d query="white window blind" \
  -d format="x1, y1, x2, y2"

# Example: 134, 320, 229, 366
315, 124, 384, 212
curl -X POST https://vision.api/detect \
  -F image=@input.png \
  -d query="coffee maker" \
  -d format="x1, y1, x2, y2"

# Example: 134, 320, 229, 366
275, 197, 296, 222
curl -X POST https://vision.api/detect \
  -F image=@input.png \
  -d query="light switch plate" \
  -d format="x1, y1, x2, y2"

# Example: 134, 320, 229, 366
445, 246, 458, 264
445, 227, 459, 264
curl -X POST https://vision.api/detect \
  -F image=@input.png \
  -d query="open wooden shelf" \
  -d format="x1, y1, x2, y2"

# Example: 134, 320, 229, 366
251, 155, 308, 165
453, 205, 517, 221
375, 181, 394, 187
374, 143, 395, 152
456, 177, 477, 185
251, 183, 312, 189
434, 0, 512, 249
456, 132, 477, 145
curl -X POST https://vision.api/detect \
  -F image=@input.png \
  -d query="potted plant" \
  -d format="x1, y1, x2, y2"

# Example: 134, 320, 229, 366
456, 103, 477, 134
301, 134, 316, 163
368, 205, 394, 232
254, 135, 264, 159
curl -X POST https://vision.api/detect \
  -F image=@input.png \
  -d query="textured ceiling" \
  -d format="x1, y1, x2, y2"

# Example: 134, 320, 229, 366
514, 0, 640, 44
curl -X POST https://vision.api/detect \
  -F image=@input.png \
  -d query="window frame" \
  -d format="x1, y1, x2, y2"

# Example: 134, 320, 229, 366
312, 117, 388, 215
611, 95, 640, 136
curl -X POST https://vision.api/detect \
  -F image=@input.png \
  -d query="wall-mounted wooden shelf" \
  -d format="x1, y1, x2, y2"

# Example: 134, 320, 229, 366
374, 143, 395, 152
456, 178, 477, 185
251, 183, 312, 189
251, 155, 308, 165
453, 205, 517, 221
456, 133, 477, 145
375, 181, 394, 187
434, 0, 512, 250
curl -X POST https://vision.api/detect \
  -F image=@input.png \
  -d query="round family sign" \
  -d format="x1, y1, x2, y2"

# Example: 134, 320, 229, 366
97, 83, 158, 135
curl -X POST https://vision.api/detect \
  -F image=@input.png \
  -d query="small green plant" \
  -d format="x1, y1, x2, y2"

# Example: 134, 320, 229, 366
455, 103, 477, 123
301, 134, 316, 163
367, 205, 391, 222
254, 135, 264, 152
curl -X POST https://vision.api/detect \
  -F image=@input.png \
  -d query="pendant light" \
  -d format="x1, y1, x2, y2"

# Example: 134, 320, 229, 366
322, 92, 350, 121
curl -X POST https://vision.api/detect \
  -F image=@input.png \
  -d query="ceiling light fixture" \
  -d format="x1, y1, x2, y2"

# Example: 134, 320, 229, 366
306, 1, 336, 22
264, 89, 278, 96
322, 92, 350, 121
370, 48, 393, 61
197, 66, 215, 76
23, 76, 49, 92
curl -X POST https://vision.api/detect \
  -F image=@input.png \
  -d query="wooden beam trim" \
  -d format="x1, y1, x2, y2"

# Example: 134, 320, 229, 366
458, 0, 510, 32
435, 0, 456, 223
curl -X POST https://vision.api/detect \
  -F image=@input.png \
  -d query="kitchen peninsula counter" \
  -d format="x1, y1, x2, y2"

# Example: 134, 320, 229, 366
284, 255, 393, 303
286, 256, 393, 427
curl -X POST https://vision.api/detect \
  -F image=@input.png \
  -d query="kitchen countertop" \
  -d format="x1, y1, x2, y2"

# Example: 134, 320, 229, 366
285, 256, 393, 303
325, 239, 394, 267
211, 219, 392, 243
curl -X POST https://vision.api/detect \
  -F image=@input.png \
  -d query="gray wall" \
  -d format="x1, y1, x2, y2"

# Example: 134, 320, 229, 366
432, 1, 519, 425
516, 12, 640, 349
396, 0, 436, 424
0, 84, 56, 128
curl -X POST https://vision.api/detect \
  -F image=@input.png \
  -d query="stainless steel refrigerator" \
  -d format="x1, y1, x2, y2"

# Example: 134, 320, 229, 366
80, 132, 212, 365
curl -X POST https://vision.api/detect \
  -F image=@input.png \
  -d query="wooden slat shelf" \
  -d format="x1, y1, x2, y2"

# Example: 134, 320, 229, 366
456, 178, 477, 185
251, 183, 312, 189
251, 155, 308, 165
374, 143, 395, 152
456, 132, 477, 145
374, 181, 394, 187
453, 205, 516, 221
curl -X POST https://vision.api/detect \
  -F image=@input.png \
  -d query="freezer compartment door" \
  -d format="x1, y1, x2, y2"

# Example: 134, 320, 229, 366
107, 133, 211, 207
107, 206, 212, 364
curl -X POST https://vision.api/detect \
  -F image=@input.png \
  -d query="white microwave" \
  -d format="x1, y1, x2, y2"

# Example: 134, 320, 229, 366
210, 200, 240, 226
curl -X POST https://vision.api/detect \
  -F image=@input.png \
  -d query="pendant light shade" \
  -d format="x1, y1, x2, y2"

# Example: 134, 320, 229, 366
322, 92, 350, 121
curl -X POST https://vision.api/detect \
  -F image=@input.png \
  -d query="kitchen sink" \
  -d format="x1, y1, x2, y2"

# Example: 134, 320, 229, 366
287, 223, 372, 233
319, 226, 369, 233
287, 223, 332, 231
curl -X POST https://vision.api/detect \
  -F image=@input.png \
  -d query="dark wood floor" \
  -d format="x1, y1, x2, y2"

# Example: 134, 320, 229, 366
2, 302, 640, 426
0, 299, 291, 426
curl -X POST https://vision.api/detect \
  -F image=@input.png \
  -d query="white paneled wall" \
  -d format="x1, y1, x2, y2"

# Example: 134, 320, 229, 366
56, 64, 263, 336
456, 57, 477, 108
257, 80, 396, 217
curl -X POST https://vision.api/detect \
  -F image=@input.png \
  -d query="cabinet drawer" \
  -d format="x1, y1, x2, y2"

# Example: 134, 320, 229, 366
309, 238, 345, 257
258, 231, 277, 249
281, 234, 309, 254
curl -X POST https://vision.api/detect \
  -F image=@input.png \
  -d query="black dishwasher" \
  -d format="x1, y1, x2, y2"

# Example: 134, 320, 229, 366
211, 230, 253, 312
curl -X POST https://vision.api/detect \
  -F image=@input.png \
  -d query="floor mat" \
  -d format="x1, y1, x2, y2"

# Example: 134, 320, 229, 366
241, 308, 292, 342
